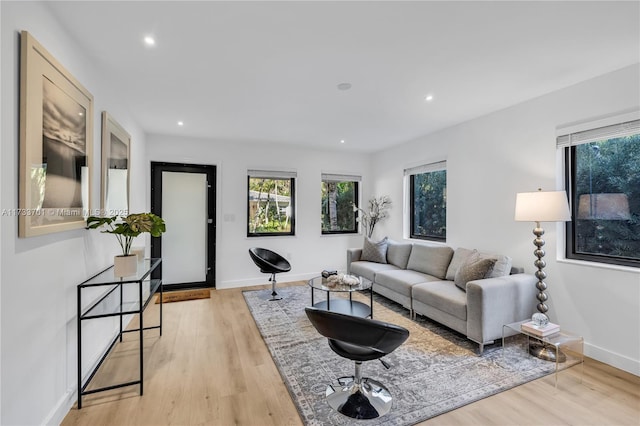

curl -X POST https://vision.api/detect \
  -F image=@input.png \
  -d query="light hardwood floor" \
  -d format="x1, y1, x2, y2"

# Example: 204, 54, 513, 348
63, 283, 640, 426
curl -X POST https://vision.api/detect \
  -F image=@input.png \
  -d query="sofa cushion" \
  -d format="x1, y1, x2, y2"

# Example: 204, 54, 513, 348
454, 251, 497, 291
349, 261, 398, 282
386, 241, 413, 269
406, 244, 454, 280
375, 269, 441, 297
412, 281, 468, 321
361, 237, 388, 264
445, 247, 474, 281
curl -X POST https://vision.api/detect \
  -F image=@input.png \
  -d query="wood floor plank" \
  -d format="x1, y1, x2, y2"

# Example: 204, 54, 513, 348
63, 283, 639, 426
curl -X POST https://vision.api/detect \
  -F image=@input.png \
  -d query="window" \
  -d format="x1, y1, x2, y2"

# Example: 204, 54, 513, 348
559, 119, 640, 268
321, 174, 360, 234
406, 161, 447, 241
247, 170, 296, 236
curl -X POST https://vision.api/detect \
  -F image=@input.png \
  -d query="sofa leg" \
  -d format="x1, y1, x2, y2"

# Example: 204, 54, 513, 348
476, 341, 494, 355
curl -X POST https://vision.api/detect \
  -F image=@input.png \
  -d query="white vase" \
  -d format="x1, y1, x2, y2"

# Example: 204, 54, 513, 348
114, 254, 137, 278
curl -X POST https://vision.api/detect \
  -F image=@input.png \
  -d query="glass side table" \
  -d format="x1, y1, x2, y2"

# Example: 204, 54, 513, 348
502, 320, 584, 389
77, 258, 162, 408
308, 275, 373, 318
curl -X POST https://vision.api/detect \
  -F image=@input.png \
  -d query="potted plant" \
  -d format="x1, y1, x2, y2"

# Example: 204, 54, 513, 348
87, 212, 166, 277
353, 195, 392, 238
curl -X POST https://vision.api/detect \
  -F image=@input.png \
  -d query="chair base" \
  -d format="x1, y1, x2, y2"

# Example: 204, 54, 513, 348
259, 289, 282, 301
325, 376, 392, 420
261, 273, 282, 301
265, 292, 282, 301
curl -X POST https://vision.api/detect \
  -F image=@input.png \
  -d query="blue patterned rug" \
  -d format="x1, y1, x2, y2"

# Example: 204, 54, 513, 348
243, 285, 555, 425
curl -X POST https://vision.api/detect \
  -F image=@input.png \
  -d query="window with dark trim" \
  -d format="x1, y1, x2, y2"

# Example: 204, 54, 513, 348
560, 119, 639, 268
321, 174, 359, 234
247, 170, 296, 237
406, 161, 447, 241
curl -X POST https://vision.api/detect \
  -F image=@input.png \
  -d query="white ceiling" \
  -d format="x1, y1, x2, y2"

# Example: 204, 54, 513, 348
45, 1, 640, 152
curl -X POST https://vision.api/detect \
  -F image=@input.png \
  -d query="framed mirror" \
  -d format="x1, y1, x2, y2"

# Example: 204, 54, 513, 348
101, 112, 130, 216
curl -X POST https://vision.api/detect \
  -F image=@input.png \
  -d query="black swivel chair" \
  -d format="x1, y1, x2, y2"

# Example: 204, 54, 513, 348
248, 247, 291, 301
305, 307, 410, 420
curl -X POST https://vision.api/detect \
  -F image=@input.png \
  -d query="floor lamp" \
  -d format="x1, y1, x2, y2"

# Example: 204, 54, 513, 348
514, 189, 571, 362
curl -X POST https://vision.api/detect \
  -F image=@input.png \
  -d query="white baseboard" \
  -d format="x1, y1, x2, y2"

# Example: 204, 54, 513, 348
585, 342, 639, 376
47, 317, 136, 425
218, 272, 316, 289
42, 388, 76, 426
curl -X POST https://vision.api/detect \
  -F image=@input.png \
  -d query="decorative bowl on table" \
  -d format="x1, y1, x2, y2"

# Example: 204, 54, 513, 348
326, 273, 360, 286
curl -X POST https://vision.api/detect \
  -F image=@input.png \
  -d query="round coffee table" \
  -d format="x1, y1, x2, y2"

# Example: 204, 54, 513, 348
307, 275, 373, 318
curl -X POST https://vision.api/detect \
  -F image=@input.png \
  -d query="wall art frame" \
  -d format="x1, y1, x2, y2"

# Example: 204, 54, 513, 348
19, 31, 94, 237
101, 112, 131, 217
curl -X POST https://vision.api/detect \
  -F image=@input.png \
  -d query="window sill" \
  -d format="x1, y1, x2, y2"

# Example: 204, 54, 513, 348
557, 258, 639, 274
405, 237, 448, 246
245, 234, 297, 239
321, 233, 360, 237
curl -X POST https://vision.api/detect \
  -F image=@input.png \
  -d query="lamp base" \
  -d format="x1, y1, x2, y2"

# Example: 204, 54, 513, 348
530, 341, 567, 363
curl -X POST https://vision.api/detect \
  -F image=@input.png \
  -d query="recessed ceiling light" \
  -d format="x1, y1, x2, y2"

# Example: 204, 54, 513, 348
177, 121, 184, 126
78, 112, 84, 116
337, 83, 352, 91
144, 36, 156, 46
425, 94, 434, 102
340, 139, 346, 144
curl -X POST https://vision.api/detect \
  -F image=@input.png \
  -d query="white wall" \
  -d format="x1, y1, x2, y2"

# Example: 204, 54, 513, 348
372, 64, 640, 375
1, 3, 638, 424
1, 2, 148, 424
147, 134, 371, 288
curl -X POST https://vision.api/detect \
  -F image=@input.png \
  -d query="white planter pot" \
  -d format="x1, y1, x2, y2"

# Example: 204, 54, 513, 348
114, 254, 138, 278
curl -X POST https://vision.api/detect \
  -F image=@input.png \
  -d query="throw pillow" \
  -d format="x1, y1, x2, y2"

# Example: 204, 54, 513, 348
445, 247, 474, 281
484, 253, 513, 278
361, 237, 388, 264
454, 250, 497, 291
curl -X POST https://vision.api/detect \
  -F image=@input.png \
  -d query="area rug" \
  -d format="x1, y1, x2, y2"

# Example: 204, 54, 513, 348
243, 285, 555, 425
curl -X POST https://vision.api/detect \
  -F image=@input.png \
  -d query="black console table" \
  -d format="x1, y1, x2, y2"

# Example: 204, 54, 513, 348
76, 258, 162, 409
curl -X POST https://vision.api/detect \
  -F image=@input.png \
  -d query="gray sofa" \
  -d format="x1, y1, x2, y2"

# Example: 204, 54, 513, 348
347, 241, 537, 353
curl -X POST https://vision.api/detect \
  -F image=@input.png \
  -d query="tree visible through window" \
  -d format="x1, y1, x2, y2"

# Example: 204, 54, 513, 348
321, 175, 359, 234
409, 163, 447, 241
564, 122, 640, 267
248, 174, 295, 236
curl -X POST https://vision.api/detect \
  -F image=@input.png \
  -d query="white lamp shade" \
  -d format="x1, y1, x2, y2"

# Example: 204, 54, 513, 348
514, 190, 571, 222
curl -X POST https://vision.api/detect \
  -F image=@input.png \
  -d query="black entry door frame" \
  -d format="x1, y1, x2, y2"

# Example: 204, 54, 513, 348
150, 162, 217, 289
